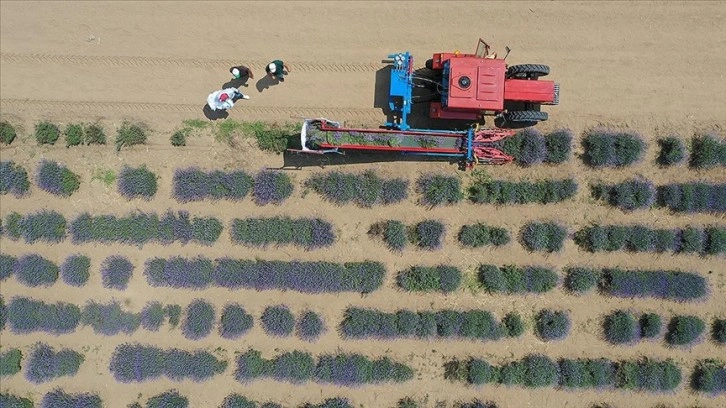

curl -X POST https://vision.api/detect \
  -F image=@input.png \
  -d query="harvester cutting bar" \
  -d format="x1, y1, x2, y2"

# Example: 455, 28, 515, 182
474, 127, 516, 143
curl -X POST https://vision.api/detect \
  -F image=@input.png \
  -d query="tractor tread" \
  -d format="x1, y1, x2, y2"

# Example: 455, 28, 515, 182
506, 64, 550, 78
504, 110, 548, 122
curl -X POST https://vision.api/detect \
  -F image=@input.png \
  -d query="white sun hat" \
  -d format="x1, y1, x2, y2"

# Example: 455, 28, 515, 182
231, 68, 241, 78
268, 62, 277, 73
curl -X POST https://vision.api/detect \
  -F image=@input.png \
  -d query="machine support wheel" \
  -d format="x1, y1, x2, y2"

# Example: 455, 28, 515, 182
504, 110, 548, 122
506, 64, 550, 79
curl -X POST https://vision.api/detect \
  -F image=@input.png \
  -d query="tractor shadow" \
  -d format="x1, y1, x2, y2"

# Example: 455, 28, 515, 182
275, 149, 462, 171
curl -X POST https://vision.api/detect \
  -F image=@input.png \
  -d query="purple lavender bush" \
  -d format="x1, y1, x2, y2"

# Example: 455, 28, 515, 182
516, 128, 546, 166
306, 398, 353, 408
1, 254, 16, 281
14, 254, 59, 287
69, 211, 223, 246
26, 343, 84, 383
415, 173, 463, 207
144, 256, 214, 289
558, 358, 616, 389
520, 222, 567, 252
81, 301, 140, 335
691, 359, 726, 394
100, 255, 133, 290
211, 259, 385, 294
172, 168, 253, 202
598, 178, 656, 211
140, 301, 165, 331
234, 349, 270, 382
0, 393, 33, 408
396, 265, 461, 293
110, 343, 226, 383
314, 353, 413, 385
220, 303, 253, 339
305, 170, 408, 207
535, 310, 570, 341
36, 160, 80, 197
658, 182, 726, 214
41, 388, 102, 408
498, 128, 548, 166
544, 128, 573, 164
666, 315, 706, 346
339, 307, 503, 341
220, 394, 259, 408
271, 350, 315, 383
582, 128, 645, 167
118, 165, 158, 200
478, 264, 557, 294
7, 297, 80, 334
231, 217, 335, 249
0, 348, 22, 376
164, 348, 228, 381
182, 299, 215, 340
17, 210, 67, 243
261, 305, 295, 337
60, 255, 90, 287
603, 268, 707, 301
410, 220, 445, 250
0, 161, 30, 197
252, 170, 293, 205
297, 310, 325, 341
145, 390, 189, 408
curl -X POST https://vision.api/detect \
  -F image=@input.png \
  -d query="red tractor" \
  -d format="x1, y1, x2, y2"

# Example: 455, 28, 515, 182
385, 39, 559, 130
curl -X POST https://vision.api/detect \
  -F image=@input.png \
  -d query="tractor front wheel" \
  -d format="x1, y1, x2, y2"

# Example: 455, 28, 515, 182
506, 64, 550, 79
504, 110, 548, 123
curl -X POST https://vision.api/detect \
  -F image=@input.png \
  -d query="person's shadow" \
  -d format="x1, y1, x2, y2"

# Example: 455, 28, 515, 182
222, 75, 251, 90
202, 104, 228, 120
255, 75, 280, 93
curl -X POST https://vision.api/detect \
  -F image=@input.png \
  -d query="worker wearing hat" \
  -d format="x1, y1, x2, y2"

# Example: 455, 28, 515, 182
265, 59, 290, 81
207, 87, 249, 111
230, 65, 254, 80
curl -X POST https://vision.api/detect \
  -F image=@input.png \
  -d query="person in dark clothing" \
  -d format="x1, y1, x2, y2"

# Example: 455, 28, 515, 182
265, 59, 290, 82
230, 65, 254, 80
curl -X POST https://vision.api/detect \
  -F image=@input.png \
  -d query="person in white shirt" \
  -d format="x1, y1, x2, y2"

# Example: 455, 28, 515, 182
206, 88, 249, 111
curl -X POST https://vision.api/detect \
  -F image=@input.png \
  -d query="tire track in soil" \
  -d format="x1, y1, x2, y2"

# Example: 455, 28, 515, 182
0, 52, 392, 73
0, 98, 384, 120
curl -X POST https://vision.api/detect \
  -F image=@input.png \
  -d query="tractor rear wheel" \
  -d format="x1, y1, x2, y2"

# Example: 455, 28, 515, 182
504, 110, 548, 122
506, 64, 550, 79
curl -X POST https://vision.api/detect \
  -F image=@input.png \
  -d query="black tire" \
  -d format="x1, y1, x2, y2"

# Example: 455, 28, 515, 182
425, 58, 434, 70
507, 64, 550, 78
504, 110, 548, 122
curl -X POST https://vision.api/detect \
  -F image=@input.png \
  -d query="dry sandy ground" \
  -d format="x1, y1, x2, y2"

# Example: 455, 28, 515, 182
1, 1, 725, 408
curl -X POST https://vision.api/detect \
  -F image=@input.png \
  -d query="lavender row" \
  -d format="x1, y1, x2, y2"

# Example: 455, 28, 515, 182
339, 307, 526, 341
447, 354, 682, 392
574, 224, 725, 255
235, 349, 413, 386
0, 253, 127, 289
603, 310, 711, 347
369, 220, 445, 251
110, 343, 227, 382
145, 257, 385, 294
231, 216, 335, 249
593, 178, 725, 213
173, 168, 292, 204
